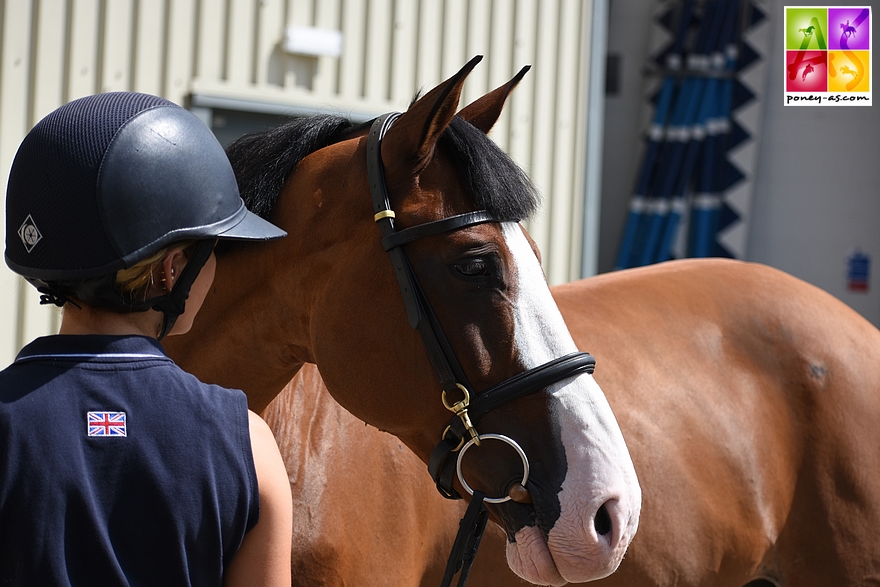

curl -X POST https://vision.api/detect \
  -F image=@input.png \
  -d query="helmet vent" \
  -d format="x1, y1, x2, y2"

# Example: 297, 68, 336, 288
39, 92, 174, 169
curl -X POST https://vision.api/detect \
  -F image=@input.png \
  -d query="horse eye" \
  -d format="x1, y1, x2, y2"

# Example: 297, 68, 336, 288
455, 259, 491, 277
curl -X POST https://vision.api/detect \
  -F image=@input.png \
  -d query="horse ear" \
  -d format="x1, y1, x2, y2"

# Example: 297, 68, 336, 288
457, 65, 531, 134
382, 55, 483, 167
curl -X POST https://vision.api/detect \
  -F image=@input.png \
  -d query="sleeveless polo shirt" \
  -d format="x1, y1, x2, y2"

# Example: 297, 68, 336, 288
0, 335, 260, 586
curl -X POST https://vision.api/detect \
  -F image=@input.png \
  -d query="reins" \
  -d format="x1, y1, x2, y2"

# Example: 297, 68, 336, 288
367, 112, 596, 586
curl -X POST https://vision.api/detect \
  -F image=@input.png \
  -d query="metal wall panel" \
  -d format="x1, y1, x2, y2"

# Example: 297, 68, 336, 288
102, 0, 136, 94
1, 0, 40, 362
0, 0, 599, 362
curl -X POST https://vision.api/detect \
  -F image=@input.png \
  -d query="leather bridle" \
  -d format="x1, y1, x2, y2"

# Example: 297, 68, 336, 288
367, 113, 597, 586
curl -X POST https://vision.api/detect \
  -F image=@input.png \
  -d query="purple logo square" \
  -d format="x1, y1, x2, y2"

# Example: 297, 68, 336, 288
829, 7, 870, 50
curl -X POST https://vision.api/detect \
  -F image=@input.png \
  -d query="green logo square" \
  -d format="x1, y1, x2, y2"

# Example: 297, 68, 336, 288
785, 7, 828, 50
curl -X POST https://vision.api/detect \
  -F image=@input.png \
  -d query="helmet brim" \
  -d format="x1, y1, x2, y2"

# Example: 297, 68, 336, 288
216, 208, 287, 241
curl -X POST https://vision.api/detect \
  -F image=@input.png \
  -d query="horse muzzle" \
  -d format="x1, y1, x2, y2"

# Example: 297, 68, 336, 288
509, 376, 641, 585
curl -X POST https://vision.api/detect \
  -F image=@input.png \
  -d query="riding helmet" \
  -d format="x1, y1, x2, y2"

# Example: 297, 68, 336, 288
5, 92, 286, 334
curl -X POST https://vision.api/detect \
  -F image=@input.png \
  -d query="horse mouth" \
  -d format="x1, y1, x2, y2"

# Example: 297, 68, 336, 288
506, 524, 566, 586
504, 499, 627, 586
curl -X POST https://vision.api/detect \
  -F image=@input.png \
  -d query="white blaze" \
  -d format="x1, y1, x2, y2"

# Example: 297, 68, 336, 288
501, 223, 641, 585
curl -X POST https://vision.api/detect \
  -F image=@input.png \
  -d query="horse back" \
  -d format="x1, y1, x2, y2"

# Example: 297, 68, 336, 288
553, 258, 880, 586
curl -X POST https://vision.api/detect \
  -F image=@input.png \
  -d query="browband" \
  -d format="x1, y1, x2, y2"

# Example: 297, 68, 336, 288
382, 211, 500, 251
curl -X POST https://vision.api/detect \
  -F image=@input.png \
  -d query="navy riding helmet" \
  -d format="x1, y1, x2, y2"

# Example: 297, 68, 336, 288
5, 92, 286, 337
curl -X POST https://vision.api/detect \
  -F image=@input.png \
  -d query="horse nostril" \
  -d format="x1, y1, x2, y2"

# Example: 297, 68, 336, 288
594, 503, 612, 536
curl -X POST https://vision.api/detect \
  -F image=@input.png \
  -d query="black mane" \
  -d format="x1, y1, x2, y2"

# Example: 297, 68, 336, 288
221, 111, 540, 250
440, 116, 540, 221
224, 115, 358, 220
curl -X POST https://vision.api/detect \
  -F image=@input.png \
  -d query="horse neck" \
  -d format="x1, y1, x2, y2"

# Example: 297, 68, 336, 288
165, 241, 313, 412
166, 144, 377, 412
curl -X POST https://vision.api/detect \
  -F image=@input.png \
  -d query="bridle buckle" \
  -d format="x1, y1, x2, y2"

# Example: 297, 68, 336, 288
442, 383, 480, 446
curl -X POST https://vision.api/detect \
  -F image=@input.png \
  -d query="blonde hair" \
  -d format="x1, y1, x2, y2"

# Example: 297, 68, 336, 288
115, 240, 197, 302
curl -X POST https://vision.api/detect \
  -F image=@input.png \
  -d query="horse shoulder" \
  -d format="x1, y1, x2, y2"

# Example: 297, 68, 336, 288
261, 364, 519, 586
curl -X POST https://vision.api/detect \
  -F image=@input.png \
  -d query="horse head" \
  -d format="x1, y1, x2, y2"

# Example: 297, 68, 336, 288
176, 57, 641, 585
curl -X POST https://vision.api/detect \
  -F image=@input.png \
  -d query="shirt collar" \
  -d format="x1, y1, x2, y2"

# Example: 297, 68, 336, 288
15, 334, 169, 365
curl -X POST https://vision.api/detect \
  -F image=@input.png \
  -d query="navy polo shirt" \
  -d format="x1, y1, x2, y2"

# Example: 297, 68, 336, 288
0, 335, 259, 586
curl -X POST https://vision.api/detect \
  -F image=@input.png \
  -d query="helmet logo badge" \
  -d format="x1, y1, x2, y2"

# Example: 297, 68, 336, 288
18, 215, 42, 253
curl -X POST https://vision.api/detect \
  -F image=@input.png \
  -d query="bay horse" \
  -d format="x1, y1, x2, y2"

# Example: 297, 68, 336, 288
168, 58, 880, 586
167, 56, 641, 586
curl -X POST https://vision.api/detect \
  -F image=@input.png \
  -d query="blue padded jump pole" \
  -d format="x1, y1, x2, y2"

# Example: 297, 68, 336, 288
689, 0, 740, 257
652, 70, 716, 264
637, 0, 725, 266
635, 67, 705, 266
615, 0, 694, 269
652, 0, 735, 263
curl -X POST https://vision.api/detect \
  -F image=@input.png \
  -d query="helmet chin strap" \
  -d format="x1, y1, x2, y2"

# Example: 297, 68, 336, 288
151, 239, 215, 340
34, 239, 216, 339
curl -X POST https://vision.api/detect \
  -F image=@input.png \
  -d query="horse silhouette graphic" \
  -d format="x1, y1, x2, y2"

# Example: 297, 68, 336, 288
802, 63, 815, 81
841, 65, 858, 78
799, 25, 815, 37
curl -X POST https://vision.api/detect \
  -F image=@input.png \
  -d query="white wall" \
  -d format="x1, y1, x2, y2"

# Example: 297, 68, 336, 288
748, 0, 880, 326
599, 0, 880, 327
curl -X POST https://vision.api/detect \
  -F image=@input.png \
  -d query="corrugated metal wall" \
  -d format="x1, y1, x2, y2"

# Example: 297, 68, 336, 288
0, 0, 599, 362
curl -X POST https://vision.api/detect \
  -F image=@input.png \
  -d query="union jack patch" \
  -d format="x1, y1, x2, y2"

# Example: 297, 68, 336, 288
87, 411, 127, 437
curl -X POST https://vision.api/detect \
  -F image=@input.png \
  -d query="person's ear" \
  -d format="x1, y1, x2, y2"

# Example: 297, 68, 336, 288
160, 249, 188, 292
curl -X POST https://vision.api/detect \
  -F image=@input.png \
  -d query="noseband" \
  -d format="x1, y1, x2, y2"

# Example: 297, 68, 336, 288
368, 113, 596, 586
